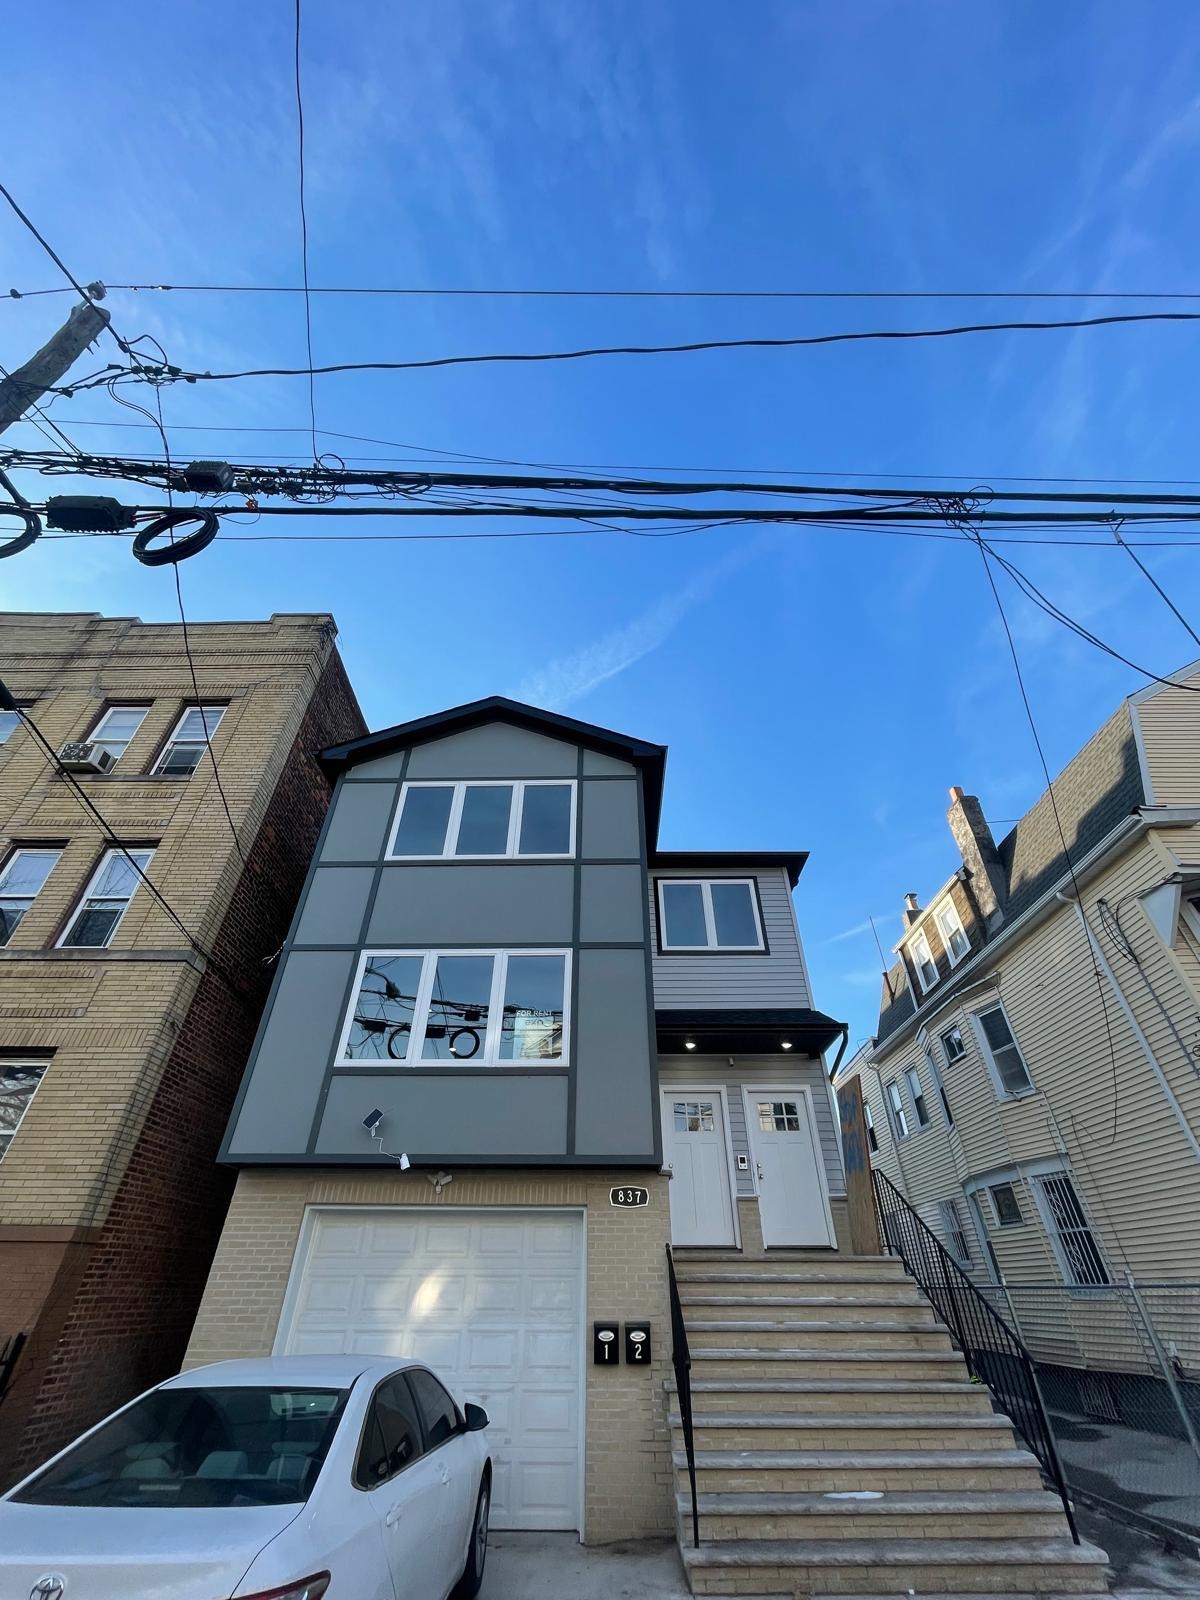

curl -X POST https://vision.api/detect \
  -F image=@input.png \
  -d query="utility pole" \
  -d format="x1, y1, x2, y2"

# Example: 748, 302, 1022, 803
0, 296, 110, 437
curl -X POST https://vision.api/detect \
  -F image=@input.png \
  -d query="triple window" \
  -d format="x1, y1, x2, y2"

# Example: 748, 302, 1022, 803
58, 848, 154, 948
0, 848, 61, 945
339, 949, 569, 1066
973, 1004, 1034, 1097
388, 781, 575, 859
658, 879, 764, 951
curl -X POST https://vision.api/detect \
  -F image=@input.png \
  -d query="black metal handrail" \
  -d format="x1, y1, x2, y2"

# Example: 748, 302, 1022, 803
872, 1169, 1079, 1543
666, 1245, 700, 1548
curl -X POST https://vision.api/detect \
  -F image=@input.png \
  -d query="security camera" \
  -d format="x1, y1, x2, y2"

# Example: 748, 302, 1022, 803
362, 1108, 384, 1134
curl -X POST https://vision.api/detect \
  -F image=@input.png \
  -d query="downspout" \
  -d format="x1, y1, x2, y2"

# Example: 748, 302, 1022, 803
825, 1024, 851, 1194
1056, 891, 1200, 1165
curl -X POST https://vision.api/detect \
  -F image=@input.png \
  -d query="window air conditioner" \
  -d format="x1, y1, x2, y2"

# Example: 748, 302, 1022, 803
58, 741, 116, 775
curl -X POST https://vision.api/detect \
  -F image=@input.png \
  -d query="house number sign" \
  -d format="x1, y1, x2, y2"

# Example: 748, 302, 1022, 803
609, 1186, 649, 1207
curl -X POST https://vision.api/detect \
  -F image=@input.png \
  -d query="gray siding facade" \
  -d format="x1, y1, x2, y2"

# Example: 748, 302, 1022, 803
224, 721, 660, 1166
651, 866, 813, 1010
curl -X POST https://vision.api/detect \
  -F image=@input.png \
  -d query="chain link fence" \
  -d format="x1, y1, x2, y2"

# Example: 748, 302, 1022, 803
974, 1280, 1200, 1542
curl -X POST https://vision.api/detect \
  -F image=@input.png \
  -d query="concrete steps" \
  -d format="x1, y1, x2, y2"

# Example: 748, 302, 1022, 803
677, 1448, 1047, 1495
681, 1488, 1071, 1542
680, 1296, 937, 1322
668, 1377, 996, 1417
673, 1410, 1020, 1453
689, 1348, 968, 1382
686, 1321, 956, 1352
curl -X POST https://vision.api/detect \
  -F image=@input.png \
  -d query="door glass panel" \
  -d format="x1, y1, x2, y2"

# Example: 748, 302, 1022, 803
455, 785, 513, 855
393, 787, 454, 855
518, 784, 572, 854
661, 882, 706, 947
346, 954, 424, 1060
499, 954, 565, 1060
673, 1099, 715, 1133
420, 955, 494, 1059
375, 1377, 424, 1476
758, 1100, 801, 1132
710, 882, 759, 947
407, 1370, 459, 1450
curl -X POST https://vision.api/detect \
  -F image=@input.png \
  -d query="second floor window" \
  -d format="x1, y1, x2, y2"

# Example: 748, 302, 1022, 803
885, 1079, 910, 1139
905, 1065, 931, 1128
0, 1061, 48, 1159
658, 879, 764, 951
339, 948, 569, 1066
154, 706, 226, 776
88, 705, 150, 764
940, 1025, 966, 1063
0, 848, 61, 945
925, 1047, 954, 1127
974, 1004, 1034, 1097
935, 899, 970, 964
388, 781, 575, 859
910, 930, 938, 991
58, 848, 154, 948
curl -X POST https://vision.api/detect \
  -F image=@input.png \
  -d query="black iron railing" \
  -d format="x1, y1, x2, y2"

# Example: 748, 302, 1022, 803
872, 1169, 1079, 1543
0, 1331, 26, 1403
666, 1245, 699, 1548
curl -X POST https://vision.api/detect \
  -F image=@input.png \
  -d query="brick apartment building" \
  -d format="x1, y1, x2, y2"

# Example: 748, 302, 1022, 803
0, 610, 364, 1484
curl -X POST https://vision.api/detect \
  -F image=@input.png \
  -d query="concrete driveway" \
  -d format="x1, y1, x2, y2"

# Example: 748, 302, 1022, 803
481, 1532, 689, 1599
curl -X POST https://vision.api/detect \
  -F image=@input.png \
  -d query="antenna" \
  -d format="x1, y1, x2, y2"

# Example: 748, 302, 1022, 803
868, 914, 895, 1002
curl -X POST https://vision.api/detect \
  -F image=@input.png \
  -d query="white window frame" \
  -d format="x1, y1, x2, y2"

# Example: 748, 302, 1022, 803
657, 878, 765, 952
0, 1060, 49, 1160
923, 1046, 954, 1128
905, 1064, 931, 1129
885, 1078, 910, 1140
971, 1002, 1035, 1099
386, 780, 577, 861
0, 847, 62, 944
56, 847, 154, 949
909, 929, 938, 992
934, 898, 970, 966
863, 1098, 879, 1153
940, 1024, 966, 1063
87, 704, 151, 764
1028, 1166, 1111, 1287
336, 948, 572, 1067
989, 1181, 1025, 1228
939, 1198, 972, 1265
152, 704, 227, 776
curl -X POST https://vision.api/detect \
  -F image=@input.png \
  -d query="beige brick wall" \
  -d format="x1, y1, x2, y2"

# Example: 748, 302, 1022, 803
186, 1168, 674, 1543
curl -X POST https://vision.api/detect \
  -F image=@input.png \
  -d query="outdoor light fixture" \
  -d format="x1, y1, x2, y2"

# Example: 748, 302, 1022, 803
684, 1039, 697, 1051
780, 1040, 794, 1050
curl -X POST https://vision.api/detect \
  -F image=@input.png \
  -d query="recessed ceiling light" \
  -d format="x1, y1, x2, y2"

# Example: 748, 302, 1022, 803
684, 1039, 697, 1051
780, 1040, 794, 1050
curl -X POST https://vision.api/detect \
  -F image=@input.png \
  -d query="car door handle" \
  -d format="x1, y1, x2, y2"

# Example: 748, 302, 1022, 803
385, 1503, 404, 1527
439, 1465, 450, 1485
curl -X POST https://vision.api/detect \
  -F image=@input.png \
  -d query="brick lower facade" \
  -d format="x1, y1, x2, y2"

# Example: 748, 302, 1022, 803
185, 1167, 675, 1544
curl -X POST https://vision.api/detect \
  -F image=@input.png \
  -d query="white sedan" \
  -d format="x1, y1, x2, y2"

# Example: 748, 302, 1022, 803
0, 1355, 492, 1600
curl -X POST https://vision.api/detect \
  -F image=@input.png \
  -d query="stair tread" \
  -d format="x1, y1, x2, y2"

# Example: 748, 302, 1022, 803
686, 1319, 950, 1331
692, 1348, 962, 1362
681, 1295, 928, 1308
669, 1378, 980, 1394
680, 1537, 1108, 1567
677, 1449, 1040, 1468
681, 1490, 1066, 1514
677, 1412, 1011, 1428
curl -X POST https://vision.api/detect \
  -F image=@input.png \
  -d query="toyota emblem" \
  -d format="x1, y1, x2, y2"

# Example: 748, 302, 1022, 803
30, 1577, 66, 1600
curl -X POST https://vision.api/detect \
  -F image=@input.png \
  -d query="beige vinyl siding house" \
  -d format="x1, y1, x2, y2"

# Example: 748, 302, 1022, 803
836, 661, 1200, 1290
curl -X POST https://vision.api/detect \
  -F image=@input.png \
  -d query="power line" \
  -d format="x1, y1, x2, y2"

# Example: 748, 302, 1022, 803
1109, 521, 1200, 652
56, 307, 1200, 395
293, 0, 317, 463
14, 283, 1200, 302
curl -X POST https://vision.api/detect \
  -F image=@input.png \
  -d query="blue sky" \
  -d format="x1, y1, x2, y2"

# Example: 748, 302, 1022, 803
4, 1, 1200, 1046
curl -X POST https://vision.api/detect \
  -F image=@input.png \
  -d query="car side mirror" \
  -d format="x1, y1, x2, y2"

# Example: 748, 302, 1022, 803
463, 1402, 489, 1432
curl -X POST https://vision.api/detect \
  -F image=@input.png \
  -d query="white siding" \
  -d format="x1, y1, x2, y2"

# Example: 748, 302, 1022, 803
660, 1054, 844, 1198
651, 868, 812, 1010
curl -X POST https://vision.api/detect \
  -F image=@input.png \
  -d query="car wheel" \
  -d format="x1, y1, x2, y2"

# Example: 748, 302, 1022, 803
453, 1474, 490, 1598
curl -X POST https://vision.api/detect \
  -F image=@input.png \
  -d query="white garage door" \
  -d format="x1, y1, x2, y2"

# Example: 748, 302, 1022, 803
276, 1208, 584, 1530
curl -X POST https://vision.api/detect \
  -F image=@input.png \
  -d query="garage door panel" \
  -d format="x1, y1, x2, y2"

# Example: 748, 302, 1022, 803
279, 1208, 583, 1530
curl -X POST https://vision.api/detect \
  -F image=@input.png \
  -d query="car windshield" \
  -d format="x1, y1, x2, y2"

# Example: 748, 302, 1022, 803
11, 1386, 350, 1509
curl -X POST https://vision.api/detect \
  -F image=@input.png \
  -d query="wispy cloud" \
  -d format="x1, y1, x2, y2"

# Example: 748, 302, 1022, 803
822, 915, 893, 946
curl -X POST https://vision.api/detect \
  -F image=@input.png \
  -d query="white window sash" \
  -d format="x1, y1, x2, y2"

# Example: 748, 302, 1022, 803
57, 848, 153, 948
153, 705, 226, 773
971, 1004, 1034, 1099
88, 705, 150, 761
387, 780, 577, 860
657, 878, 765, 951
885, 1080, 910, 1139
337, 948, 571, 1067
910, 931, 938, 992
934, 899, 969, 966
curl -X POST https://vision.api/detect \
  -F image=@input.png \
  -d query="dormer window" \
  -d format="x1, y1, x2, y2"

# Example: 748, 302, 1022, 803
934, 898, 970, 965
910, 930, 938, 992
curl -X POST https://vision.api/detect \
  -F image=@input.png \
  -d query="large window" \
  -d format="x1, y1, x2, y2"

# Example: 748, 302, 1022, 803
58, 848, 154, 948
0, 848, 61, 945
885, 1079, 910, 1140
87, 705, 150, 764
1033, 1170, 1110, 1286
905, 1065, 931, 1128
388, 781, 575, 859
934, 899, 970, 965
153, 705, 226, 776
0, 1062, 48, 1159
973, 1004, 1034, 1097
909, 930, 938, 991
339, 949, 569, 1066
658, 879, 764, 951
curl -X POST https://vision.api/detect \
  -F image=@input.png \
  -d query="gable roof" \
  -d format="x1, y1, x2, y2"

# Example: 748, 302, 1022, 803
320, 695, 668, 845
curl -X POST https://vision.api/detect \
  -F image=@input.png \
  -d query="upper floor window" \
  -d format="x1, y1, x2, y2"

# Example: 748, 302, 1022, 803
885, 1079, 910, 1140
940, 1025, 966, 1063
153, 705, 226, 776
904, 1065, 931, 1128
1031, 1170, 1109, 1286
0, 702, 30, 745
934, 898, 970, 965
863, 1099, 879, 1153
58, 848, 154, 948
0, 1061, 48, 1159
388, 781, 575, 859
658, 879, 764, 952
973, 1004, 1034, 1098
338, 948, 569, 1066
924, 1047, 954, 1127
0, 848, 62, 945
87, 705, 150, 765
909, 930, 938, 992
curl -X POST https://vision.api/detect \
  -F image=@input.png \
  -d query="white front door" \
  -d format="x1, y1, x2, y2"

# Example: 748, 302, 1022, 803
275, 1208, 583, 1530
745, 1089, 835, 1247
662, 1091, 736, 1246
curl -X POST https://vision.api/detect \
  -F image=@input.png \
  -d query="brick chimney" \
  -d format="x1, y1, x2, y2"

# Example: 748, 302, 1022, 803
946, 785, 1006, 926
902, 892, 921, 928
